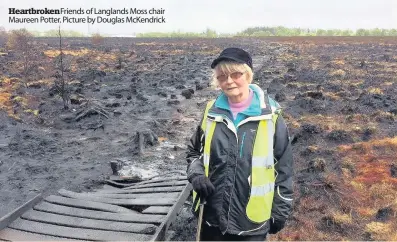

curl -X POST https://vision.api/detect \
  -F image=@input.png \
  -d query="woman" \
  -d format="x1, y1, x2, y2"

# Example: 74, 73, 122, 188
186, 47, 294, 241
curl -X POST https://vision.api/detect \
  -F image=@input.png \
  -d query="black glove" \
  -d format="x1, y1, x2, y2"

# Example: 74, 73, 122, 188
268, 218, 286, 234
191, 175, 215, 199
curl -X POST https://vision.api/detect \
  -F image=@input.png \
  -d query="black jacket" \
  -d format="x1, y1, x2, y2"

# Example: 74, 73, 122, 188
186, 85, 293, 236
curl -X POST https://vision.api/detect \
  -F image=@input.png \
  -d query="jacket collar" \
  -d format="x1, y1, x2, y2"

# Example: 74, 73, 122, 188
212, 84, 273, 117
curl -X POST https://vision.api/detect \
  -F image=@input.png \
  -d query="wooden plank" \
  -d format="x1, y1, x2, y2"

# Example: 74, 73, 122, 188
108, 175, 142, 183
106, 179, 188, 189
123, 180, 188, 189
9, 218, 151, 241
58, 189, 177, 206
21, 210, 157, 234
84, 192, 180, 199
94, 186, 186, 194
0, 193, 42, 230
136, 176, 187, 185
45, 195, 138, 214
102, 184, 121, 190
151, 184, 193, 241
34, 202, 165, 224
0, 228, 79, 241
106, 180, 132, 188
142, 206, 171, 215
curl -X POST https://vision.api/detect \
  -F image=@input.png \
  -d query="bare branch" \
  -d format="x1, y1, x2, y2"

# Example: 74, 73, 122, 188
54, 25, 70, 110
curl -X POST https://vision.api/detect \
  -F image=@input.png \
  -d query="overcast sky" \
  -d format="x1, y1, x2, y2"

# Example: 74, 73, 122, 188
1, 0, 396, 35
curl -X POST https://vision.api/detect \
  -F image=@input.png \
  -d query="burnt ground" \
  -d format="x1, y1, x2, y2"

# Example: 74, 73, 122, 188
0, 37, 397, 240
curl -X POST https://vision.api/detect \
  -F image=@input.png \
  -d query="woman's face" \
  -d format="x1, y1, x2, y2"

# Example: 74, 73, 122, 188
215, 68, 250, 102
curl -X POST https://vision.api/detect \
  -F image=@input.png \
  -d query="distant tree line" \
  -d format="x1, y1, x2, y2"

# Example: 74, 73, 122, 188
237, 26, 397, 37
1, 26, 397, 39
136, 28, 219, 38
134, 27, 397, 37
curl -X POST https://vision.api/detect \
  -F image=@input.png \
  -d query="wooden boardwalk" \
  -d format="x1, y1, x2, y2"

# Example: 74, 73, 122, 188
0, 175, 191, 241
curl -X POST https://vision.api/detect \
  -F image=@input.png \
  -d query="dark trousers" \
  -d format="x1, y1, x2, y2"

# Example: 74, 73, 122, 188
200, 223, 267, 241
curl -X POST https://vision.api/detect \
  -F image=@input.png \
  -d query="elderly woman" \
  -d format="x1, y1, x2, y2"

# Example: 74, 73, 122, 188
186, 47, 294, 241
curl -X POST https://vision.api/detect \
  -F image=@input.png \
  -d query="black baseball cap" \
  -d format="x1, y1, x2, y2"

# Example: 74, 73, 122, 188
211, 47, 253, 70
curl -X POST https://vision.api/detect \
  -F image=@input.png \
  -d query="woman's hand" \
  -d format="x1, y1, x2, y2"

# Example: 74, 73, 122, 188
191, 175, 215, 199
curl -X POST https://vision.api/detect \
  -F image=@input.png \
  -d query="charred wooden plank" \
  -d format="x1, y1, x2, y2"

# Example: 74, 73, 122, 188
102, 184, 121, 190
94, 186, 186, 194
108, 175, 142, 183
0, 228, 79, 241
105, 180, 130, 188
21, 210, 157, 234
9, 218, 151, 241
136, 176, 187, 185
142, 206, 171, 215
151, 184, 192, 241
123, 180, 188, 189
83, 192, 180, 199
45, 195, 137, 214
0, 194, 42, 231
34, 202, 165, 224
58, 189, 177, 206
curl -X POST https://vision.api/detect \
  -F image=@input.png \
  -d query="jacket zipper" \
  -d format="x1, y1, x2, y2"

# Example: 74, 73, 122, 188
240, 132, 246, 158
221, 116, 238, 235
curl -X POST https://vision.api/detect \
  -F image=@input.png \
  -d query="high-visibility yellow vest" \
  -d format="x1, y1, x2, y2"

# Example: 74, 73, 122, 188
192, 99, 279, 223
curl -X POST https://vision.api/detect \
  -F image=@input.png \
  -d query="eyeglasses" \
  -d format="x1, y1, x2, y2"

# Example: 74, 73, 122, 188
216, 71, 245, 82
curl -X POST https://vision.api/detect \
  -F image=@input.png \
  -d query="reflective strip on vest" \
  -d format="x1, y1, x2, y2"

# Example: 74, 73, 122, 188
250, 183, 275, 196
252, 156, 273, 168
